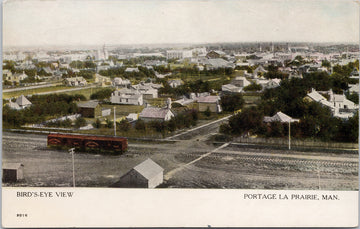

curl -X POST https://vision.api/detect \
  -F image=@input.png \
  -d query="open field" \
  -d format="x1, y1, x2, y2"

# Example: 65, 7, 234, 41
3, 131, 358, 190
3, 85, 71, 99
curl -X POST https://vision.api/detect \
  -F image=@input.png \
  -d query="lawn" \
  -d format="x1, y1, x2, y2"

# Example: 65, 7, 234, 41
3, 85, 71, 99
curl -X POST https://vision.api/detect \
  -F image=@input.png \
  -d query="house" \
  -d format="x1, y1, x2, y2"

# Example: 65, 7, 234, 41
221, 84, 243, 93
253, 65, 268, 78
304, 88, 358, 119
132, 84, 159, 99
77, 100, 102, 118
6, 71, 28, 84
197, 95, 222, 113
64, 77, 87, 86
94, 74, 112, 85
3, 69, 12, 80
167, 79, 183, 88
112, 77, 131, 87
117, 158, 164, 188
329, 90, 358, 110
264, 78, 281, 89
231, 76, 251, 87
206, 50, 226, 59
111, 90, 143, 106
263, 111, 299, 123
2, 163, 24, 182
202, 58, 235, 70
15, 95, 32, 109
139, 99, 174, 122
348, 84, 359, 94
125, 67, 140, 73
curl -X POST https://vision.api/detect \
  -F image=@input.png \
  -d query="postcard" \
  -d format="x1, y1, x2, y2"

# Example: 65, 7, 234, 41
1, 0, 359, 227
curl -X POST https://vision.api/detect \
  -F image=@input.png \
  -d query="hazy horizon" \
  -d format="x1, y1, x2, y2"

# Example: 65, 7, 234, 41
3, 0, 359, 48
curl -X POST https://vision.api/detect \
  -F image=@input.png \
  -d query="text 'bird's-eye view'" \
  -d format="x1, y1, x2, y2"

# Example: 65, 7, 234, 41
2, 0, 359, 189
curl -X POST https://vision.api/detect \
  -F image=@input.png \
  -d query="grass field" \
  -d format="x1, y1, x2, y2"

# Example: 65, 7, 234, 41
3, 86, 71, 99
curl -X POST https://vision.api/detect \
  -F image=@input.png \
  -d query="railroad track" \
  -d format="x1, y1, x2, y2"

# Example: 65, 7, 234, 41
177, 152, 358, 168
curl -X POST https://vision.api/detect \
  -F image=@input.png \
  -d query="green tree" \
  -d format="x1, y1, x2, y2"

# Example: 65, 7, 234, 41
75, 117, 87, 128
92, 118, 101, 128
221, 93, 245, 112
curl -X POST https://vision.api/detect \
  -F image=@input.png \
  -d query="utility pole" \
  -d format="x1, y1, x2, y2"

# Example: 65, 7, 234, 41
288, 120, 291, 150
69, 148, 75, 187
114, 106, 116, 136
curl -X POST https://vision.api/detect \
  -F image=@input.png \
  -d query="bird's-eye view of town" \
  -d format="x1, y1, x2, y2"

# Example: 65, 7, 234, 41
2, 0, 359, 190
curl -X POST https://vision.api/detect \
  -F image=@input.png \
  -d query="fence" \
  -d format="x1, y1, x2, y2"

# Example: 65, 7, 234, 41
233, 137, 358, 150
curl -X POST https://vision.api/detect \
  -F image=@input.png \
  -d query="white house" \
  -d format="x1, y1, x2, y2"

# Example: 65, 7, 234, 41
64, 77, 87, 86
125, 67, 140, 73
112, 77, 131, 87
139, 99, 174, 122
111, 89, 143, 105
168, 79, 183, 88
231, 76, 251, 87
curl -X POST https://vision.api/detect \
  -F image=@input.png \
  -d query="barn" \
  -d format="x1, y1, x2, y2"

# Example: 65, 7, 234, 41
2, 163, 24, 182
77, 100, 102, 118
118, 158, 164, 188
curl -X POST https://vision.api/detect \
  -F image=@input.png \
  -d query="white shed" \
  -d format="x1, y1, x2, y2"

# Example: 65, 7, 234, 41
118, 158, 164, 188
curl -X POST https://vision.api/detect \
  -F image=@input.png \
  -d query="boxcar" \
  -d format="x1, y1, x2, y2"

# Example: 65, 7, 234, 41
47, 133, 127, 153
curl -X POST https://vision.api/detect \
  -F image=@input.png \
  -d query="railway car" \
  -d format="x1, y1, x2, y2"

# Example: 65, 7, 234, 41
47, 133, 127, 154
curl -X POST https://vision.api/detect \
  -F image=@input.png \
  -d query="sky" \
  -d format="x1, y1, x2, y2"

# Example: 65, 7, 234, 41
3, 0, 360, 47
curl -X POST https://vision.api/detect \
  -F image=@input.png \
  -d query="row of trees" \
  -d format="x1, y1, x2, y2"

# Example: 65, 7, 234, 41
220, 106, 358, 142
3, 94, 86, 128
91, 109, 199, 137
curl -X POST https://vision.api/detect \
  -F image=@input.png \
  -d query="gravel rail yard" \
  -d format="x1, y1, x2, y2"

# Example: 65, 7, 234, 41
2, 131, 358, 190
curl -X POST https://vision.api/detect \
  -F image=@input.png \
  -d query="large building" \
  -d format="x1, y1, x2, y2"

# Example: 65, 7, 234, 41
166, 50, 192, 60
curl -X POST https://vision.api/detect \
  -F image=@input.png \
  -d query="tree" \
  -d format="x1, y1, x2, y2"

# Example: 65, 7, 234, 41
135, 120, 147, 131
204, 107, 211, 117
118, 119, 131, 132
90, 88, 114, 100
105, 119, 114, 128
228, 107, 264, 135
221, 93, 245, 112
75, 117, 87, 128
243, 83, 262, 92
92, 118, 101, 128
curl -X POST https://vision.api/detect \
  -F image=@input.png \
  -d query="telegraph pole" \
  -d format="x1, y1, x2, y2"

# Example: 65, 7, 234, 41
69, 148, 76, 187
288, 120, 291, 150
114, 106, 116, 136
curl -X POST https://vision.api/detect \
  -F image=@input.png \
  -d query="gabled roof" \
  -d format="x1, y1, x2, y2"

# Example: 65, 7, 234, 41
133, 158, 164, 180
263, 111, 299, 123
16, 95, 32, 106
197, 95, 220, 103
8, 101, 20, 110
139, 107, 173, 119
2, 163, 24, 170
77, 100, 100, 109
306, 89, 327, 102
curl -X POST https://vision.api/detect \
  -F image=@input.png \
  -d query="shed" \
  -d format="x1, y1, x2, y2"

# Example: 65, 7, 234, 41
2, 163, 24, 182
118, 158, 164, 188
77, 100, 102, 118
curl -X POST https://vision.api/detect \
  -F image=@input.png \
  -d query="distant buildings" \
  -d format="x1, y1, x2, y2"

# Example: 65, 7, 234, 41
64, 77, 87, 86
166, 50, 193, 60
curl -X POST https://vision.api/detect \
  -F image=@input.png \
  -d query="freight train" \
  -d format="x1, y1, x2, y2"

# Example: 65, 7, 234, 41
47, 133, 127, 154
